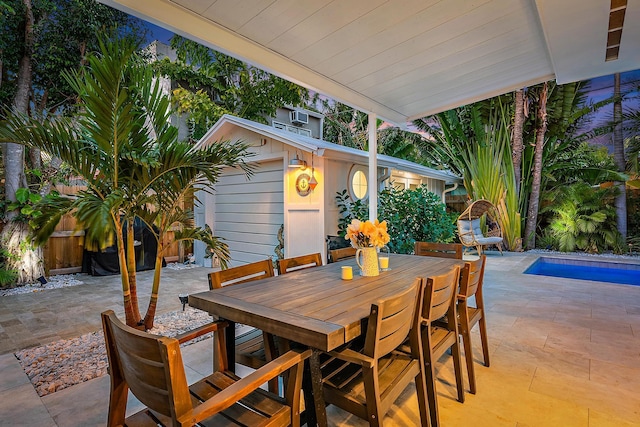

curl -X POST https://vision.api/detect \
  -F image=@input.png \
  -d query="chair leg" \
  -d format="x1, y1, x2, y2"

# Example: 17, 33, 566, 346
423, 331, 440, 427
450, 336, 465, 403
478, 314, 490, 367
414, 370, 430, 427
459, 306, 476, 395
263, 332, 280, 394
362, 366, 383, 427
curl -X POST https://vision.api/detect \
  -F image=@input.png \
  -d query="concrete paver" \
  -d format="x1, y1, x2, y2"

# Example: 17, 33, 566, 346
1, 253, 640, 426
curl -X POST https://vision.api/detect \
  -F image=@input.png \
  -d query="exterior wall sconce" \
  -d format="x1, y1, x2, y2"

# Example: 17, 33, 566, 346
288, 153, 307, 169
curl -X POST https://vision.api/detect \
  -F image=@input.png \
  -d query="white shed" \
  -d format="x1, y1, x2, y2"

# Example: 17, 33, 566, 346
193, 113, 460, 267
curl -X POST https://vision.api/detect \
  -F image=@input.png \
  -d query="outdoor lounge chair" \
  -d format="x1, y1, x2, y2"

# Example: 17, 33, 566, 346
457, 199, 503, 255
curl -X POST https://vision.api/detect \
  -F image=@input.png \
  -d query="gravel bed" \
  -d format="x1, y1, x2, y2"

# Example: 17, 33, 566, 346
0, 274, 85, 297
14, 307, 214, 397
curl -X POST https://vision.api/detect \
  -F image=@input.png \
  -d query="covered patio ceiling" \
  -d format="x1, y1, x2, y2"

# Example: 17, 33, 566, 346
101, 0, 640, 125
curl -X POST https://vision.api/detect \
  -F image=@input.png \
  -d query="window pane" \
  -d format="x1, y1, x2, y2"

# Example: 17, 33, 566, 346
352, 170, 367, 199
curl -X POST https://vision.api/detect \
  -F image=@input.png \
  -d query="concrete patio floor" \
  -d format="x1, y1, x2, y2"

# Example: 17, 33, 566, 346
1, 252, 640, 426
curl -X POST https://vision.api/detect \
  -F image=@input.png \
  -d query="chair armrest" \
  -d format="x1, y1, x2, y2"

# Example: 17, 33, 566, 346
175, 321, 228, 344
184, 348, 311, 424
327, 348, 375, 368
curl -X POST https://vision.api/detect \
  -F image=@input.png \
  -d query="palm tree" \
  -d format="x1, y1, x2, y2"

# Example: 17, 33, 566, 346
613, 73, 627, 238
414, 99, 523, 251
0, 35, 250, 328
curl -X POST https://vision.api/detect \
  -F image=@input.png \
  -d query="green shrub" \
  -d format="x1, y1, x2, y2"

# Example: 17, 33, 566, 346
336, 185, 456, 254
541, 182, 624, 253
0, 247, 18, 288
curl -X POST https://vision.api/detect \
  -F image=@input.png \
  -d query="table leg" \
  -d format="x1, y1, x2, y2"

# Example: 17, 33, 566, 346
224, 320, 235, 373
302, 348, 327, 427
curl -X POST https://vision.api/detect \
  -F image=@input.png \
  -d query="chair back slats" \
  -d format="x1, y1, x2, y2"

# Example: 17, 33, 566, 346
102, 310, 308, 427
414, 242, 463, 259
102, 311, 191, 420
422, 266, 460, 322
460, 255, 486, 298
278, 253, 322, 275
208, 259, 275, 290
365, 279, 421, 358
328, 247, 357, 263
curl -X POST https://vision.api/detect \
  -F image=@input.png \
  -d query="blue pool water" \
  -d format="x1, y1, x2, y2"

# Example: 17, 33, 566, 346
524, 257, 640, 286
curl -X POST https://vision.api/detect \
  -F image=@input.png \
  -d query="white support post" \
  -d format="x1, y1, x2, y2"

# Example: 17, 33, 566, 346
368, 112, 378, 222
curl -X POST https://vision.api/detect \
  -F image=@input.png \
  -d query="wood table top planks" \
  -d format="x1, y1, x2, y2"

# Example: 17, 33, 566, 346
189, 254, 464, 352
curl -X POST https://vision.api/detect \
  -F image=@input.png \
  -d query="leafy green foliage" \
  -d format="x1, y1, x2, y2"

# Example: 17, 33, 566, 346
152, 36, 310, 140
0, 35, 251, 326
0, 247, 18, 288
541, 182, 624, 253
0, 0, 147, 114
335, 185, 456, 254
414, 99, 522, 250
335, 190, 368, 238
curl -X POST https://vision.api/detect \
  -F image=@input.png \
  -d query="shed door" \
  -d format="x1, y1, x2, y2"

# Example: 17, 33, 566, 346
214, 160, 284, 266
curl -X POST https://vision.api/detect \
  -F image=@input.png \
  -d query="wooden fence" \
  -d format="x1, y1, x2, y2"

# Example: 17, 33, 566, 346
43, 179, 185, 275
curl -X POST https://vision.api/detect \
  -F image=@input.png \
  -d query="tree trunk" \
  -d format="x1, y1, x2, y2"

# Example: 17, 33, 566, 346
126, 220, 141, 326
0, 0, 45, 285
512, 89, 525, 197
115, 219, 136, 327
613, 73, 627, 239
524, 82, 548, 250
143, 238, 165, 330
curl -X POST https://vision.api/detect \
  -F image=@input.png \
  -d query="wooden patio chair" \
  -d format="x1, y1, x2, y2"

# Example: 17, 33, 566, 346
414, 241, 463, 259
457, 199, 503, 256
320, 279, 428, 427
457, 255, 490, 394
420, 265, 465, 427
101, 310, 310, 427
208, 259, 279, 391
278, 252, 322, 275
328, 246, 357, 263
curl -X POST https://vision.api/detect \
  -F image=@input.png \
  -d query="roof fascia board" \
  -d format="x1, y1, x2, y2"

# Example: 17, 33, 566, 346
200, 114, 461, 183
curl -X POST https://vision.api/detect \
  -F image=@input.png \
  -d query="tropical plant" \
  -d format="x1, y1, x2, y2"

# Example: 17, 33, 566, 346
336, 185, 456, 254
0, 0, 146, 284
541, 182, 623, 253
0, 36, 250, 329
415, 99, 522, 250
152, 36, 310, 140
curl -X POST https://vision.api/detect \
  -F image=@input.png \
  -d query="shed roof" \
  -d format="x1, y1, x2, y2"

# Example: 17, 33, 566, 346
197, 114, 462, 184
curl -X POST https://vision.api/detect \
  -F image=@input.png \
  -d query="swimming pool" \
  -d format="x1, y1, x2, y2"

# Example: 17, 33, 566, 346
524, 257, 640, 286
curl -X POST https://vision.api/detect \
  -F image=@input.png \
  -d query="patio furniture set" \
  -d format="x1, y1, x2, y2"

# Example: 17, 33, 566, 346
101, 243, 489, 426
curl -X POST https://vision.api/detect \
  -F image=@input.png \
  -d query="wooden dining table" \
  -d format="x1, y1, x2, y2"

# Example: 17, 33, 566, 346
189, 253, 464, 426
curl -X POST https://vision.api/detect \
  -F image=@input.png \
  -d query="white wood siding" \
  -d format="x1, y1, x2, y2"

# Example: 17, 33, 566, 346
214, 160, 284, 266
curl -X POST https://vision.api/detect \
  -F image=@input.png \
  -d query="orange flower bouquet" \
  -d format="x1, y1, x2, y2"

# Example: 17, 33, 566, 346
345, 219, 390, 248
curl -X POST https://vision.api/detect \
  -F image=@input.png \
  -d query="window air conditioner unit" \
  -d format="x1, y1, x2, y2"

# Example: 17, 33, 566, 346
290, 110, 309, 125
